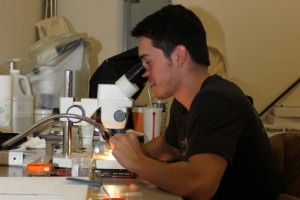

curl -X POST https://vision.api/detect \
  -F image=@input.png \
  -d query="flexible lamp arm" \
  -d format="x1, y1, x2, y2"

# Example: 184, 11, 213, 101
1, 114, 111, 149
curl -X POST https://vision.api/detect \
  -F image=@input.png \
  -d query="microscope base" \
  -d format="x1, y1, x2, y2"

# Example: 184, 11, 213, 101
95, 159, 124, 170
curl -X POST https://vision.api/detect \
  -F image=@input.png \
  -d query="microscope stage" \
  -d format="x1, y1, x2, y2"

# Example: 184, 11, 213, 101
95, 158, 124, 169
95, 159, 135, 177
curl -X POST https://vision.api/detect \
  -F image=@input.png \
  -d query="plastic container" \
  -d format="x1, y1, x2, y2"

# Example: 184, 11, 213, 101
0, 75, 12, 132
10, 61, 34, 133
132, 107, 144, 132
26, 162, 52, 176
34, 109, 52, 135
34, 109, 52, 123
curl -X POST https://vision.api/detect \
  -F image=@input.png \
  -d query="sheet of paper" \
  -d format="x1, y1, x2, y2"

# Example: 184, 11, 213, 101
0, 177, 88, 200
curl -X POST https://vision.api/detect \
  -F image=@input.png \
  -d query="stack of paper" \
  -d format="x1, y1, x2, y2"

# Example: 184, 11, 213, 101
0, 177, 88, 200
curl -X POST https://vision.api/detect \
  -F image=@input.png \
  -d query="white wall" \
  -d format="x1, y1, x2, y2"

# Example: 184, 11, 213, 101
0, 0, 42, 70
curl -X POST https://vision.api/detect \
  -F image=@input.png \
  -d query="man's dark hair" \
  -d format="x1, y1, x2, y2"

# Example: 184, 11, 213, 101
131, 4, 210, 66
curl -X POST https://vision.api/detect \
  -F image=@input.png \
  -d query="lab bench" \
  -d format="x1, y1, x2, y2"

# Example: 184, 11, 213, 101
0, 140, 181, 200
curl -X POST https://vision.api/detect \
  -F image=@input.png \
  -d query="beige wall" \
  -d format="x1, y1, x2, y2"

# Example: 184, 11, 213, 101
1, 0, 299, 115
0, 0, 42, 70
57, 0, 124, 78
56, 0, 300, 114
173, 0, 300, 114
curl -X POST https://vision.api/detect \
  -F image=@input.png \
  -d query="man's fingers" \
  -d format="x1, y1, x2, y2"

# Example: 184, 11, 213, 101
109, 141, 115, 150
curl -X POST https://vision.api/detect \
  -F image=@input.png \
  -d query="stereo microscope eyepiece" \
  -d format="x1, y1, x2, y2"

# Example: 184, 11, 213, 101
125, 63, 146, 84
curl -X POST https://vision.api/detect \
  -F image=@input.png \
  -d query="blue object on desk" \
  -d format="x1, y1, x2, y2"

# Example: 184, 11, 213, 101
66, 177, 102, 188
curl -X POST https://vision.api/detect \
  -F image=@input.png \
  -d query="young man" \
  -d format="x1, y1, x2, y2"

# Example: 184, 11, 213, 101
109, 4, 283, 200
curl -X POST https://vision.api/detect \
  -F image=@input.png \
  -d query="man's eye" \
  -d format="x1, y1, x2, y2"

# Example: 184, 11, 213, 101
142, 61, 151, 68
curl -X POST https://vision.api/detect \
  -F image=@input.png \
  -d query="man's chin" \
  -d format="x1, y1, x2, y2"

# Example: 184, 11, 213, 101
154, 93, 169, 100
150, 87, 169, 99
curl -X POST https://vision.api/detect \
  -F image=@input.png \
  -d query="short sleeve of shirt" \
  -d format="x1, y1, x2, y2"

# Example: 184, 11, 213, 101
187, 93, 244, 164
165, 92, 245, 165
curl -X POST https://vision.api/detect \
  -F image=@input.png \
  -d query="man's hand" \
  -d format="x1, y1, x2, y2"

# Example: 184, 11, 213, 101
109, 132, 146, 171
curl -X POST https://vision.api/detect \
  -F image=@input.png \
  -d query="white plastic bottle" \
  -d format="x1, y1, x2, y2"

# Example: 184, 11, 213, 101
10, 61, 34, 133
0, 75, 12, 133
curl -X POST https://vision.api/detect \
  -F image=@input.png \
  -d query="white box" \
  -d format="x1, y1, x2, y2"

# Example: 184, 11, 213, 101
272, 106, 300, 117
267, 113, 300, 125
0, 151, 23, 166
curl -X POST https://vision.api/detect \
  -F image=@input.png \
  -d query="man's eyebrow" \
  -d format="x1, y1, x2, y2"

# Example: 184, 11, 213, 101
139, 54, 147, 60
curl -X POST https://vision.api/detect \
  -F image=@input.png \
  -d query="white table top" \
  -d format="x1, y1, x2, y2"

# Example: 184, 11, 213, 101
0, 176, 181, 200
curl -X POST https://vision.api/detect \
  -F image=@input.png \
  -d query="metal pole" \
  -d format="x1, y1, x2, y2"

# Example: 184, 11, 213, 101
63, 121, 73, 158
64, 70, 73, 97
53, 0, 57, 17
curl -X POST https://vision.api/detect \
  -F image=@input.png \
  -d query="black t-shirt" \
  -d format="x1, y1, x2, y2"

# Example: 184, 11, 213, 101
165, 75, 283, 200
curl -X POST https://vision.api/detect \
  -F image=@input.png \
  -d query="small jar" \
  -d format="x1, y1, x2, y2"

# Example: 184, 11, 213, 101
34, 109, 52, 123
34, 109, 53, 136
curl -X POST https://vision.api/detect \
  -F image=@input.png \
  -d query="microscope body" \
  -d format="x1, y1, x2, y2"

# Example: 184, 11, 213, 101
59, 79, 135, 131
60, 64, 145, 132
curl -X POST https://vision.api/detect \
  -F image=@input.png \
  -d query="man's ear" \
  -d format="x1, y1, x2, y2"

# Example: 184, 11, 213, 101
172, 45, 188, 66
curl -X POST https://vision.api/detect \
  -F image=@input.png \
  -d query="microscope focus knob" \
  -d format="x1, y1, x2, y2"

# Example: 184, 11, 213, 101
114, 110, 127, 122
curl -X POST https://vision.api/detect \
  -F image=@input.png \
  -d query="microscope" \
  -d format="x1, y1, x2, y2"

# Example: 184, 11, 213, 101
54, 63, 146, 169
1, 63, 145, 173
60, 63, 145, 130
